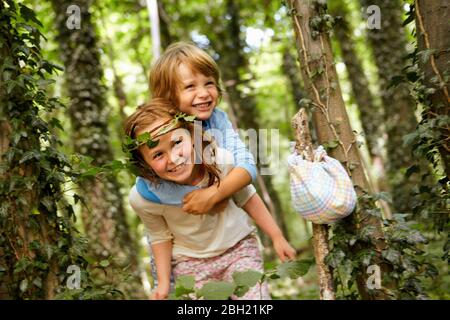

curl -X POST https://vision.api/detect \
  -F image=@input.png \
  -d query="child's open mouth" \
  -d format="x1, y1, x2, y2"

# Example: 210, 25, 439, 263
193, 102, 212, 110
168, 162, 186, 173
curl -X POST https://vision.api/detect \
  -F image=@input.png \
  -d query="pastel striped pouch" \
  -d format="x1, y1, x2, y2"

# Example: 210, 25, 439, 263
288, 146, 357, 224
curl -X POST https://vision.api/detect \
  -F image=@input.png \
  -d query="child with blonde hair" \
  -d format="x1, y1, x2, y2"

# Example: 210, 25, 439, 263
140, 41, 267, 216
125, 98, 295, 300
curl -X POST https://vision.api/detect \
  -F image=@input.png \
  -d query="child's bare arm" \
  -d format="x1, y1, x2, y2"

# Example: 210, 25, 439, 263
182, 167, 251, 214
242, 194, 296, 262
150, 241, 172, 300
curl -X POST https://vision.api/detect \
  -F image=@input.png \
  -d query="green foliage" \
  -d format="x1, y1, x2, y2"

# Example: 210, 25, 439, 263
0, 1, 123, 299
326, 191, 440, 299
401, 1, 449, 264
169, 259, 313, 300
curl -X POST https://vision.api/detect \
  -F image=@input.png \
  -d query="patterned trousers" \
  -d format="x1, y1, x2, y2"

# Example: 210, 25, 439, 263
172, 234, 271, 300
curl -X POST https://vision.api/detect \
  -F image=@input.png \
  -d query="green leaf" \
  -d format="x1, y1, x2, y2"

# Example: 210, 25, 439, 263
174, 275, 196, 297
197, 281, 235, 300
99, 260, 110, 268
20, 279, 28, 292
184, 115, 196, 122
177, 275, 195, 290
232, 270, 263, 288
6, 81, 16, 94
382, 248, 401, 264
234, 285, 250, 297
136, 132, 150, 143
33, 277, 43, 288
406, 230, 427, 245
146, 139, 159, 148
276, 259, 314, 279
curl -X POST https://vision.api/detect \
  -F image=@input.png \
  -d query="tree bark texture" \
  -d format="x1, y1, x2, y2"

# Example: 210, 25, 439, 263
415, 0, 450, 178
51, 0, 145, 299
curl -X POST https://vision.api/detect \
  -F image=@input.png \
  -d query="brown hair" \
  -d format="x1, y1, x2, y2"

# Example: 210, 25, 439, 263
124, 98, 221, 186
149, 42, 223, 105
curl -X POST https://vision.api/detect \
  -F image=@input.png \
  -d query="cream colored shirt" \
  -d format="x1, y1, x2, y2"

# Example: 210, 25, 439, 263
129, 148, 257, 259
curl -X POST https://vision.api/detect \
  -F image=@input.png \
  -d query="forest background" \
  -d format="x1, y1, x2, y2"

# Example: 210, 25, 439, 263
0, 0, 448, 300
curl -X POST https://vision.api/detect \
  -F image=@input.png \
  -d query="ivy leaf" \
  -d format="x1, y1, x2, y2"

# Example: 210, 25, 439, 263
184, 115, 196, 122
136, 132, 150, 143
99, 260, 110, 268
174, 275, 196, 297
20, 279, 29, 292
406, 230, 427, 245
418, 49, 437, 64
325, 250, 346, 268
276, 259, 314, 279
6, 81, 16, 94
197, 281, 235, 300
234, 285, 250, 297
402, 9, 415, 26
146, 139, 159, 148
382, 248, 401, 264
323, 140, 339, 151
406, 165, 419, 178
33, 277, 43, 288
232, 270, 263, 288
19, 4, 43, 27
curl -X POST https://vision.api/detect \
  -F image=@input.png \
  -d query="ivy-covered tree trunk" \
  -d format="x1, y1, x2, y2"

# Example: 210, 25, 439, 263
210, 0, 290, 243
415, 0, 450, 178
50, 0, 145, 299
0, 1, 83, 299
359, 0, 420, 213
287, 0, 389, 299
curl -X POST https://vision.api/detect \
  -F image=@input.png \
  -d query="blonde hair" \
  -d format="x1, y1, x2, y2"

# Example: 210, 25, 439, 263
149, 42, 223, 105
124, 98, 220, 186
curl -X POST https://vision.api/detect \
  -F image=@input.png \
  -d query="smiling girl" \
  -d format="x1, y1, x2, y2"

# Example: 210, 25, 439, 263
125, 98, 295, 300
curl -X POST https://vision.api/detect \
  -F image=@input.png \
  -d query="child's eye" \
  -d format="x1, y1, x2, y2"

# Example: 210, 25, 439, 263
206, 81, 215, 86
174, 137, 183, 145
153, 152, 162, 159
184, 84, 194, 90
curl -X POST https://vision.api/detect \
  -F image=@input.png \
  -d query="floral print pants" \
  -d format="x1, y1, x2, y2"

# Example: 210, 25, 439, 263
172, 234, 271, 300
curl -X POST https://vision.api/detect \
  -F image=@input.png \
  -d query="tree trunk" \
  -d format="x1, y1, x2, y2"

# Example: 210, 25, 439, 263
292, 109, 335, 300
360, 0, 421, 213
287, 0, 389, 299
51, 0, 145, 299
210, 0, 290, 243
0, 1, 74, 299
415, 0, 450, 178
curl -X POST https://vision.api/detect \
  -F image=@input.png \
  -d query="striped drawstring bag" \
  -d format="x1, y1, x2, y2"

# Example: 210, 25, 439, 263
287, 145, 357, 224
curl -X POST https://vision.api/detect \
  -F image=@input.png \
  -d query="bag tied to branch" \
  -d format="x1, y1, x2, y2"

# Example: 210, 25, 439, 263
288, 145, 357, 224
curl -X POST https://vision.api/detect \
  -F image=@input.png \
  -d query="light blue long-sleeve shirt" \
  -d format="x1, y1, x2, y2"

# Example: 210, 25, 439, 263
135, 108, 257, 205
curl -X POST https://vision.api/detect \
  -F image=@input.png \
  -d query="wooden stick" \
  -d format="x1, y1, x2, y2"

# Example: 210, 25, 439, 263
292, 109, 335, 300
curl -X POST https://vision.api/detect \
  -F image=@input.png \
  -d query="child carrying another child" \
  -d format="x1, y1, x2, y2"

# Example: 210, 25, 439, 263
125, 99, 295, 299
139, 41, 274, 220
